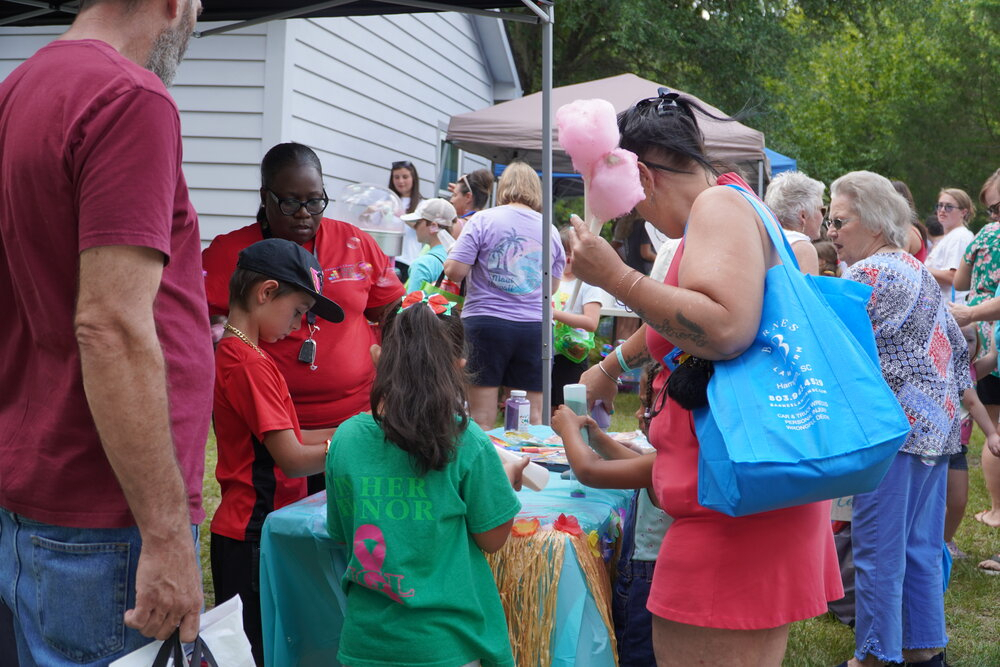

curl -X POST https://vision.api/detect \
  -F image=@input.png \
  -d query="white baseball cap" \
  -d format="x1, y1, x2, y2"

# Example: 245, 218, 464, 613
401, 198, 457, 228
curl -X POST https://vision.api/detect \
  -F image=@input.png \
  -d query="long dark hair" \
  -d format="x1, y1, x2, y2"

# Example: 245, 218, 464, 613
256, 142, 323, 225
388, 161, 423, 214
618, 90, 730, 175
460, 168, 494, 211
370, 301, 467, 474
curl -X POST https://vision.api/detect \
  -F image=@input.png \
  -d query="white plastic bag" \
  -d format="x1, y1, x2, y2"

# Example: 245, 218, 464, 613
110, 595, 254, 667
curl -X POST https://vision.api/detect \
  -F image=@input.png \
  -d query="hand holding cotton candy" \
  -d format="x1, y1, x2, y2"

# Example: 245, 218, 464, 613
588, 149, 644, 222
556, 99, 619, 179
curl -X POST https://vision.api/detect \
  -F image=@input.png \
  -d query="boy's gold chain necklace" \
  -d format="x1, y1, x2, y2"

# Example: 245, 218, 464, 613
224, 323, 265, 358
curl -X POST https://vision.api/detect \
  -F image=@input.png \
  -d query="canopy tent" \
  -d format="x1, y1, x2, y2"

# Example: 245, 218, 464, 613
2, 0, 565, 420
448, 72, 766, 178
0, 1, 547, 27
765, 147, 797, 177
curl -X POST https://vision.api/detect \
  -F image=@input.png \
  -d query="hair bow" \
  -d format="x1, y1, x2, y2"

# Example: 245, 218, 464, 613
398, 290, 457, 316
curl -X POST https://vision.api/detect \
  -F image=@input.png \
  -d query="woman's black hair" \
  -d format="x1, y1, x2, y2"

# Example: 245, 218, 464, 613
388, 161, 423, 214
460, 168, 495, 211
618, 89, 732, 177
371, 301, 468, 475
256, 142, 324, 224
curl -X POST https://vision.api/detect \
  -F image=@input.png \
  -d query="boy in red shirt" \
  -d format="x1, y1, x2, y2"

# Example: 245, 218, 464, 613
210, 238, 344, 664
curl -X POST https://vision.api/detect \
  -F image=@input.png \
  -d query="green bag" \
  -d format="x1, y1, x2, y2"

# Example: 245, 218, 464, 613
553, 321, 594, 363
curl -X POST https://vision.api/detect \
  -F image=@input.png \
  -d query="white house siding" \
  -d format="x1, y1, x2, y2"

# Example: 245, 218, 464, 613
283, 13, 493, 209
1, 11, 502, 244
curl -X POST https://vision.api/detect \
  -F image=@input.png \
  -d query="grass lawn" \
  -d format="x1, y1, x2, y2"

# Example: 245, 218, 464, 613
199, 391, 1000, 665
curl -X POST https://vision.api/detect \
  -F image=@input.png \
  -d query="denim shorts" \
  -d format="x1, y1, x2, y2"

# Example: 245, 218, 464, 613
0, 508, 199, 667
464, 315, 545, 391
612, 491, 657, 667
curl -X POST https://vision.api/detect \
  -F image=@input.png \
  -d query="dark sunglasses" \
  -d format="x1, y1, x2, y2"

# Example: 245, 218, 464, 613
827, 217, 851, 230
391, 161, 413, 170
988, 202, 1000, 217
935, 202, 962, 213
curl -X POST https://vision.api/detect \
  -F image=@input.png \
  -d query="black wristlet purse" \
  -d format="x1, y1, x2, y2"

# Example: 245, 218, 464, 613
665, 351, 714, 411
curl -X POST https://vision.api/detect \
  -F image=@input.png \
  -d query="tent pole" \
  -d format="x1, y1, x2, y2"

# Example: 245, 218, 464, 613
540, 1, 553, 424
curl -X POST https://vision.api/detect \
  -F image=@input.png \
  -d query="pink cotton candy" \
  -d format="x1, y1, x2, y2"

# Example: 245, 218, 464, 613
588, 149, 645, 222
556, 99, 619, 179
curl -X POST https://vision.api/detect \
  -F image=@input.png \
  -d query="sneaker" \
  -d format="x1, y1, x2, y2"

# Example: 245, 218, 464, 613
946, 540, 969, 560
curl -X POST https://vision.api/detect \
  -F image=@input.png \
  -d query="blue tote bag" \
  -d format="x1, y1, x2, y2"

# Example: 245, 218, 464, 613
693, 185, 910, 517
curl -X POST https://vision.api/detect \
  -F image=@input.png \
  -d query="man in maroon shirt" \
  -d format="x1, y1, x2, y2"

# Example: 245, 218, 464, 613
0, 0, 210, 664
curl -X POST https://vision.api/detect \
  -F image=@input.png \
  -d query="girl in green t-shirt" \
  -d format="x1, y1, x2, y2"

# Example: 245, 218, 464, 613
325, 290, 527, 667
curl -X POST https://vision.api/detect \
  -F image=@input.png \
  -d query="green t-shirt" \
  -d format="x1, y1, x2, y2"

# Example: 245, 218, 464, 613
326, 413, 520, 667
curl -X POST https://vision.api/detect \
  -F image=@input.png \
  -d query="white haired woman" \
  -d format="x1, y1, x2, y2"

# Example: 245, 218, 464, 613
828, 171, 970, 667
763, 171, 826, 274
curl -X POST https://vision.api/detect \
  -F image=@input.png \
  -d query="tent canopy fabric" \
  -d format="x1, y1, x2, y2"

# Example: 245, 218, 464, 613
447, 72, 765, 173
0, 1, 548, 27
765, 147, 797, 176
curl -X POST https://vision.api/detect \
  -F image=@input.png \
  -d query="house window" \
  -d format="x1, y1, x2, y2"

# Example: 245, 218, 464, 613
437, 133, 463, 197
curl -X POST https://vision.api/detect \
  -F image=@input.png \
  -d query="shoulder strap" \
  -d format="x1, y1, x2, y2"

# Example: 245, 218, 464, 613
722, 183, 800, 271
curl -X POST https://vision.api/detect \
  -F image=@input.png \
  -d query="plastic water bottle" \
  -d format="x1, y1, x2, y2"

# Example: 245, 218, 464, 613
504, 390, 531, 432
563, 384, 590, 446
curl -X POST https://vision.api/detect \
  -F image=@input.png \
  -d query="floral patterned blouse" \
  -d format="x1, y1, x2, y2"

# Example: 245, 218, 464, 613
846, 251, 972, 457
963, 222, 1000, 364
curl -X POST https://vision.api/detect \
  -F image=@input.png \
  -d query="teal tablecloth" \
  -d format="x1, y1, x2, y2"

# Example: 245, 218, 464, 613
259, 427, 631, 667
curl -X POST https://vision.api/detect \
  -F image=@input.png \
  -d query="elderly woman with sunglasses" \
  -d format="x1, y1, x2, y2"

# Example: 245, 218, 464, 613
763, 170, 827, 275
826, 171, 971, 667
567, 89, 842, 667
202, 143, 404, 489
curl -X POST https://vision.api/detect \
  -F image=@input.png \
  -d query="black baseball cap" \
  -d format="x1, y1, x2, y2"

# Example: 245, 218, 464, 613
236, 238, 345, 323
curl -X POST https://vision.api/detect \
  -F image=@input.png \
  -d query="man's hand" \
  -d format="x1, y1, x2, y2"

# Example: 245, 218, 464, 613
124, 535, 203, 641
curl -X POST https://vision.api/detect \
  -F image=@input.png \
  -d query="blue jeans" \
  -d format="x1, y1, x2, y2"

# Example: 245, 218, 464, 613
852, 452, 948, 663
0, 508, 199, 666
612, 491, 656, 667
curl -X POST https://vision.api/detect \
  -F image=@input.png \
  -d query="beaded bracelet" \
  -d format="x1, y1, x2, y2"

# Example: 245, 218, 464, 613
613, 268, 638, 297
615, 345, 631, 373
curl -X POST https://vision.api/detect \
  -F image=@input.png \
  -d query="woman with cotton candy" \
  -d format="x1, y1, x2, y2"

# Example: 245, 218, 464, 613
560, 90, 842, 666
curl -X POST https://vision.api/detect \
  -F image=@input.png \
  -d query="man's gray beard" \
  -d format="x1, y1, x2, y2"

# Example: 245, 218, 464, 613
145, 4, 193, 87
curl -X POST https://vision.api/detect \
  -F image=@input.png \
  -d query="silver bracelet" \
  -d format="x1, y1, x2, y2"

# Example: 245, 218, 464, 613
596, 362, 621, 385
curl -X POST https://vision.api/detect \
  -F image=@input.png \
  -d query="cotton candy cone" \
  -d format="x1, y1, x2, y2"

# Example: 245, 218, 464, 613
556, 99, 619, 179
588, 148, 645, 222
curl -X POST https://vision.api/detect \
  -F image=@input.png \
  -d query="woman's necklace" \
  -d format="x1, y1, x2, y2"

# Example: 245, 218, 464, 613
224, 323, 265, 358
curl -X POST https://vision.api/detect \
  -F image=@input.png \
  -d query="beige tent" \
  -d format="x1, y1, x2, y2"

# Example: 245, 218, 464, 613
447, 72, 766, 179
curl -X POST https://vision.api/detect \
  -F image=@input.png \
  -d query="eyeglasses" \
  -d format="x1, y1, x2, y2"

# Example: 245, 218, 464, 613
827, 217, 851, 230
936, 202, 961, 213
458, 174, 471, 194
391, 161, 413, 170
986, 202, 1000, 217
267, 189, 329, 216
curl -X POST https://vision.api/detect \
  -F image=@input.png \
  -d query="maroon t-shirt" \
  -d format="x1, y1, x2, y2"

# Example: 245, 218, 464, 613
0, 40, 214, 528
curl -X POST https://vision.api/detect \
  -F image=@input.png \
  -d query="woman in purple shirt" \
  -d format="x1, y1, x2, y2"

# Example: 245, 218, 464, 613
444, 162, 565, 429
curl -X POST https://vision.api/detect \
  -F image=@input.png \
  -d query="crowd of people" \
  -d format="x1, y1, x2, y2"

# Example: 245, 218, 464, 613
1, 2, 999, 667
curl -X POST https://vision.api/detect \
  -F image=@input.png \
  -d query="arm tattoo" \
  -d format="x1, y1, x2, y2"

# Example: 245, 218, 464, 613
624, 348, 653, 368
634, 307, 709, 347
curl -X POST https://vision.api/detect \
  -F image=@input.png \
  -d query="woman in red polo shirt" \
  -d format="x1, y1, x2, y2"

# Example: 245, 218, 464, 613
203, 143, 405, 493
